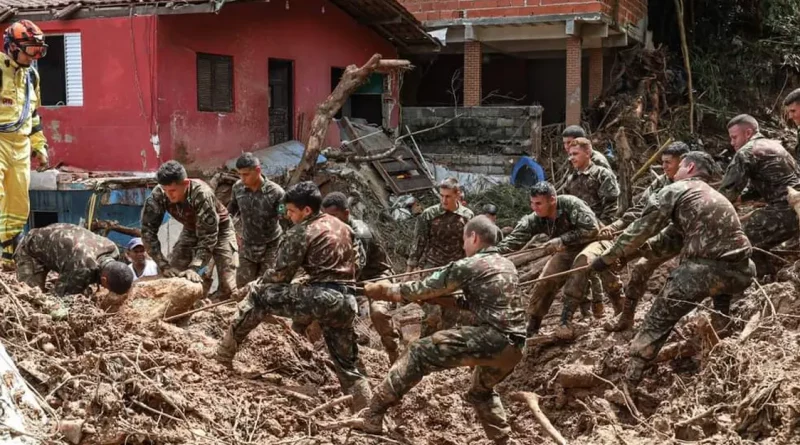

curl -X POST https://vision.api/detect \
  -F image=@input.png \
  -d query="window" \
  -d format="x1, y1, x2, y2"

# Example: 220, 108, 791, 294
37, 33, 83, 106
197, 53, 233, 112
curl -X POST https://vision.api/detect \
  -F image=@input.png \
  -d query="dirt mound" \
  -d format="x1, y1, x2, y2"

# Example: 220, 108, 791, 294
2, 258, 799, 444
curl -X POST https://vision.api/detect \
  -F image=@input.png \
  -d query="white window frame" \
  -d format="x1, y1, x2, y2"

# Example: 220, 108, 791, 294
38, 32, 83, 107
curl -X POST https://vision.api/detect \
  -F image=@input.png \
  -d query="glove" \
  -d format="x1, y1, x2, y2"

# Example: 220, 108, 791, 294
34, 150, 49, 171
178, 269, 202, 283
590, 257, 610, 272
162, 267, 181, 278
543, 238, 564, 254
363, 282, 397, 301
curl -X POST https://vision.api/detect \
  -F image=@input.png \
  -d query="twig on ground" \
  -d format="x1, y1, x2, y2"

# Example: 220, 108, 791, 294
305, 395, 353, 417
510, 391, 567, 445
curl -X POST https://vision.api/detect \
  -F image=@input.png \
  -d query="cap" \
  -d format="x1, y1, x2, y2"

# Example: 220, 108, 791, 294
126, 237, 144, 250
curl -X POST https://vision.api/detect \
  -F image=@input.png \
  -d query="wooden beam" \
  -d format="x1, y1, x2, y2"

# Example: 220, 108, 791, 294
53, 2, 82, 20
5, 3, 215, 23
0, 7, 17, 22
374, 16, 403, 25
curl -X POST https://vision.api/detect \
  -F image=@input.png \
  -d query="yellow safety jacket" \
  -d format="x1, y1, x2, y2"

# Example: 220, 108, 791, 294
0, 52, 47, 154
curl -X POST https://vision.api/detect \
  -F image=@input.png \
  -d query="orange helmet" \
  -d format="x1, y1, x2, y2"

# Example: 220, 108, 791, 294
4, 20, 47, 61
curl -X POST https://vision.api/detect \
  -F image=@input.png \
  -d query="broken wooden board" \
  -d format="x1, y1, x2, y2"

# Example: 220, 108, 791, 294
98, 277, 204, 323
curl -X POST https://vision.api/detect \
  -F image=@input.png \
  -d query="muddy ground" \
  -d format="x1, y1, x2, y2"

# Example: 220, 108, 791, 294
1, 256, 798, 445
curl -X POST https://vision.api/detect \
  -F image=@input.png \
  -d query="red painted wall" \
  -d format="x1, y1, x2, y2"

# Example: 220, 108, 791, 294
399, 0, 645, 23
156, 0, 398, 169
37, 16, 159, 171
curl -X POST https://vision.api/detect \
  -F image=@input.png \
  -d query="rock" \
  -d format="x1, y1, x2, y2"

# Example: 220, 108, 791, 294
58, 419, 84, 444
42, 342, 56, 355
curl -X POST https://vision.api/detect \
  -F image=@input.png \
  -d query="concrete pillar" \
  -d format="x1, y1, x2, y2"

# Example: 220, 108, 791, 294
464, 40, 482, 107
565, 36, 582, 125
588, 48, 604, 104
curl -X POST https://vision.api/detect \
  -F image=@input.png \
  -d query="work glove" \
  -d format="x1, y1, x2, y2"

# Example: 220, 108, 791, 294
179, 269, 202, 283
590, 257, 610, 272
161, 267, 181, 278
363, 282, 398, 302
34, 150, 49, 171
543, 238, 564, 254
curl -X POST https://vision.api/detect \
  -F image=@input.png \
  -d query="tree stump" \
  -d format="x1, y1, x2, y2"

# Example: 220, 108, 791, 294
98, 278, 204, 323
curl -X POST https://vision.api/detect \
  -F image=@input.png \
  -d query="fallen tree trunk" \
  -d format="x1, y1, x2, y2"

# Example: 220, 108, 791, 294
615, 127, 634, 214
98, 277, 204, 323
289, 54, 412, 186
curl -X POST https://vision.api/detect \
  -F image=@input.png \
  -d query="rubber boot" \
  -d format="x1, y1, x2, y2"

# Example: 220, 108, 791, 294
525, 317, 542, 338
604, 297, 637, 332
214, 328, 238, 369
358, 381, 399, 434
554, 303, 577, 340
592, 302, 605, 319
348, 378, 373, 413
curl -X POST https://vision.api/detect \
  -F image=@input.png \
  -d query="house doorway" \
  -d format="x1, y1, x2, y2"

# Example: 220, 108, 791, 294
268, 59, 294, 145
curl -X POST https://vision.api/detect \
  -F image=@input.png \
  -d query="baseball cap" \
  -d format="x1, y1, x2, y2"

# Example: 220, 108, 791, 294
126, 237, 144, 250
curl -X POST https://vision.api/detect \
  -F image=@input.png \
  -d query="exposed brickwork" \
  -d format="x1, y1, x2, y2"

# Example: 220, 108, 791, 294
398, 0, 646, 23
464, 40, 482, 106
565, 35, 582, 125
587, 48, 603, 103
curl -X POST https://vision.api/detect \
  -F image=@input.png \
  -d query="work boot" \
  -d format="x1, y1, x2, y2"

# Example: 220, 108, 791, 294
710, 295, 732, 336
356, 381, 398, 434
214, 329, 238, 369
607, 290, 624, 315
348, 378, 373, 413
624, 357, 647, 386
604, 297, 637, 332
554, 304, 577, 340
525, 317, 542, 338
579, 301, 591, 319
592, 302, 605, 319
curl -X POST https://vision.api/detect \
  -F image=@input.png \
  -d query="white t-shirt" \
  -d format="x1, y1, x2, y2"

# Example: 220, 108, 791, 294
129, 259, 159, 280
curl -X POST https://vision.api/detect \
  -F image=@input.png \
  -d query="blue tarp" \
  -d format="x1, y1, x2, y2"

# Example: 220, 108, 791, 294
510, 156, 546, 187
224, 140, 327, 176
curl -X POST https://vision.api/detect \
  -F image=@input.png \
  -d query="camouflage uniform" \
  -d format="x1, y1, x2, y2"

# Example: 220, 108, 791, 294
349, 217, 400, 362
408, 203, 474, 336
719, 137, 800, 252
600, 178, 755, 383
497, 195, 613, 333
563, 162, 623, 312
364, 247, 526, 443
15, 223, 120, 296
564, 150, 613, 174
220, 212, 370, 407
227, 176, 285, 286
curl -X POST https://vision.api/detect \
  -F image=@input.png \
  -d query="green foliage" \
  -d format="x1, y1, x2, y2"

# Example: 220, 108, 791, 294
466, 184, 530, 229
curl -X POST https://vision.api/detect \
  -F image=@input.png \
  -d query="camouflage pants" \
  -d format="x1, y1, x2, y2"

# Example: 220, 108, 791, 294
14, 237, 47, 291
236, 241, 281, 287
171, 224, 238, 295
625, 237, 681, 303
381, 325, 523, 441
629, 258, 754, 375
419, 261, 469, 337
743, 204, 799, 275
527, 241, 622, 319
229, 282, 367, 390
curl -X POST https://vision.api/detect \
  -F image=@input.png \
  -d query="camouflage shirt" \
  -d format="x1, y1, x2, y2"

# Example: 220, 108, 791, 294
566, 150, 613, 173
603, 178, 752, 264
408, 204, 474, 268
349, 217, 392, 281
564, 163, 620, 224
263, 212, 357, 285
227, 176, 285, 261
496, 195, 599, 254
22, 223, 119, 295
141, 179, 230, 270
608, 174, 672, 231
394, 247, 526, 338
719, 137, 800, 206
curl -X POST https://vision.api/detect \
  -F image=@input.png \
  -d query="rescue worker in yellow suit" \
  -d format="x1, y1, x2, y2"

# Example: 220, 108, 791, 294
0, 20, 49, 262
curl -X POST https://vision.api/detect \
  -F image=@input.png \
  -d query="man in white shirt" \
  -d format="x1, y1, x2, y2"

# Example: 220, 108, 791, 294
126, 237, 158, 280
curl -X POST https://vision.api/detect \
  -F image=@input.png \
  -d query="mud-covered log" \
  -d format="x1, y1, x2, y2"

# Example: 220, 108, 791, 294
98, 277, 204, 323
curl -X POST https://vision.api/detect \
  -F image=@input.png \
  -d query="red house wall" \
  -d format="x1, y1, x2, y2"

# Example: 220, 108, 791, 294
37, 16, 159, 171
156, 0, 398, 169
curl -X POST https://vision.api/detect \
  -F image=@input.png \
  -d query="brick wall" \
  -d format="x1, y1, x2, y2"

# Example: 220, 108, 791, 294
398, 0, 646, 23
565, 35, 581, 125
587, 48, 603, 103
464, 41, 483, 106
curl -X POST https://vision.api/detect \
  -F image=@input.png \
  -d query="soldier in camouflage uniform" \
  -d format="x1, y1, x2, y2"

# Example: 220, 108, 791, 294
322, 192, 401, 363
15, 223, 133, 296
593, 151, 755, 386
599, 142, 690, 331
408, 177, 474, 336
497, 182, 606, 339
141, 161, 238, 297
720, 114, 800, 275
359, 216, 525, 445
782, 89, 800, 161
562, 125, 612, 172
563, 137, 624, 319
227, 153, 285, 287
216, 182, 371, 411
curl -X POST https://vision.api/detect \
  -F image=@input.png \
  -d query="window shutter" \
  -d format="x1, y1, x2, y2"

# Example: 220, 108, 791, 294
64, 33, 83, 106
197, 53, 233, 112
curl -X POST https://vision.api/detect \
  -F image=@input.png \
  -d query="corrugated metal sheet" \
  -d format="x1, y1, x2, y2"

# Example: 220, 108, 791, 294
64, 32, 83, 106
